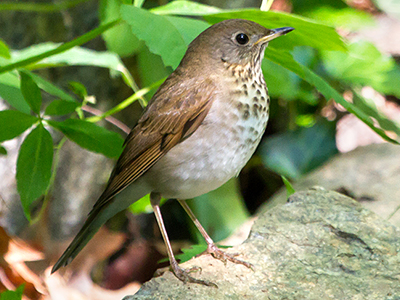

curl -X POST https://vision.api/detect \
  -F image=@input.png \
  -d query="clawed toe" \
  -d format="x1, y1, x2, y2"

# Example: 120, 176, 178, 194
173, 265, 217, 288
206, 243, 253, 269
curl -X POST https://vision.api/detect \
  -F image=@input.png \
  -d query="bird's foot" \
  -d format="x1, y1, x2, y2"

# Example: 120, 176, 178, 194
205, 243, 253, 269
155, 262, 218, 287
171, 264, 218, 288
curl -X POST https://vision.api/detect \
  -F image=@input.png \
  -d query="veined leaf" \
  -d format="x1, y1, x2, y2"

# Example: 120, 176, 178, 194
0, 110, 38, 142
48, 119, 124, 158
264, 47, 399, 144
150, 0, 221, 16
44, 100, 80, 116
12, 44, 135, 90
29, 72, 77, 102
204, 9, 346, 52
19, 71, 42, 115
16, 124, 53, 219
0, 71, 30, 113
121, 5, 209, 69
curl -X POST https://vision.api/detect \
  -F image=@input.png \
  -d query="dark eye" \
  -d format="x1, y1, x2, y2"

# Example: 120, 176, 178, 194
235, 33, 249, 45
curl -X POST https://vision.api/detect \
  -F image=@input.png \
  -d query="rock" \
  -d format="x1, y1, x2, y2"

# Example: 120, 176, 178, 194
260, 143, 400, 227
125, 189, 400, 299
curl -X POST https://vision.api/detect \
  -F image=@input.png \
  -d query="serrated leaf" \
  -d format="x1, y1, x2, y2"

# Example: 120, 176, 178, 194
44, 100, 80, 116
0, 110, 38, 142
151, 0, 221, 16
0, 38, 11, 59
204, 9, 346, 52
99, 0, 143, 57
0, 72, 30, 113
121, 5, 209, 69
16, 124, 53, 219
19, 71, 42, 115
264, 47, 399, 144
48, 119, 124, 158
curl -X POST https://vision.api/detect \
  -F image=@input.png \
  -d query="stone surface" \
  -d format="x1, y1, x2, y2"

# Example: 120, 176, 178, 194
261, 143, 400, 227
125, 189, 400, 299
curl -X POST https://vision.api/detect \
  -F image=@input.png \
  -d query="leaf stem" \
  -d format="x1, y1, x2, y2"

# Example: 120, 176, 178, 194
86, 77, 165, 123
0, 19, 122, 74
0, 0, 91, 12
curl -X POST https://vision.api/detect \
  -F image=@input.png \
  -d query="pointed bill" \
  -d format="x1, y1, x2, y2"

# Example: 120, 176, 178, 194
255, 27, 294, 45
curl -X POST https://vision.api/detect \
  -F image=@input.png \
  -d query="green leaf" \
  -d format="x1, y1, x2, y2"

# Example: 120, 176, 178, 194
29, 72, 76, 102
150, 0, 221, 16
0, 19, 121, 75
12, 43, 135, 89
133, 0, 145, 7
0, 38, 11, 59
136, 44, 171, 100
0, 72, 30, 113
204, 9, 346, 52
121, 5, 209, 69
0, 0, 91, 12
0, 284, 24, 300
0, 110, 38, 142
16, 124, 53, 219
129, 194, 167, 214
19, 71, 42, 115
48, 119, 124, 158
264, 47, 399, 144
44, 100, 80, 116
99, 0, 143, 57
352, 91, 400, 137
68, 81, 87, 99
262, 46, 317, 104
0, 145, 7, 155
189, 178, 249, 242
322, 41, 400, 97
165, 15, 210, 45
305, 7, 374, 30
259, 120, 338, 179
281, 176, 295, 199
174, 244, 207, 264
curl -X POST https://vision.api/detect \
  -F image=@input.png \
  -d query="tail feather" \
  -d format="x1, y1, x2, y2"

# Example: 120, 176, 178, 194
51, 180, 150, 273
51, 205, 107, 273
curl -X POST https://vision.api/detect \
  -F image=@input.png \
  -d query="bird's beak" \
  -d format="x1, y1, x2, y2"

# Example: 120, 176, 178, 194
255, 27, 294, 45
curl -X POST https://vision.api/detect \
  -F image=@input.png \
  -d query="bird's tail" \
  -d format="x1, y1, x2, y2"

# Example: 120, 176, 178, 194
51, 181, 150, 273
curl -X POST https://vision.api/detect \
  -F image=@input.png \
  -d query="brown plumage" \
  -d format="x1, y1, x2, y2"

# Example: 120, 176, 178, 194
52, 19, 294, 286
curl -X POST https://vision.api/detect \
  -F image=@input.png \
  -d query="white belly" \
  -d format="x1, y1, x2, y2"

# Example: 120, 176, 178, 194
144, 81, 269, 199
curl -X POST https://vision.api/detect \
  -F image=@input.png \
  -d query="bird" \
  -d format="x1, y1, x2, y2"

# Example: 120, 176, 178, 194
51, 19, 294, 286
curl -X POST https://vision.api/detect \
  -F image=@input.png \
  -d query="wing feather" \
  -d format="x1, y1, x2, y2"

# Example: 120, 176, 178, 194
92, 76, 215, 210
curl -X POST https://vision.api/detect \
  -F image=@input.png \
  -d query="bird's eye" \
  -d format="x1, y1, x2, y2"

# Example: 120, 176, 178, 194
235, 33, 249, 45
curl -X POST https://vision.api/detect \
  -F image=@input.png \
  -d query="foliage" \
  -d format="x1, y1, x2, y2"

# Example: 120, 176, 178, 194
0, 285, 24, 300
0, 0, 399, 253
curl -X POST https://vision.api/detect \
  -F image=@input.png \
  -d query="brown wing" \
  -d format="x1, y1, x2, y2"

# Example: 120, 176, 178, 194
93, 75, 216, 209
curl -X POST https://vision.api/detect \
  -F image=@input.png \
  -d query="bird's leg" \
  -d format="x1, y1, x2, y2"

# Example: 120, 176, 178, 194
178, 199, 252, 269
150, 192, 217, 287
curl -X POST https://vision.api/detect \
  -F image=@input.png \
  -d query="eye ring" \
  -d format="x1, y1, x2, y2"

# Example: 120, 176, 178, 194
235, 33, 249, 45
